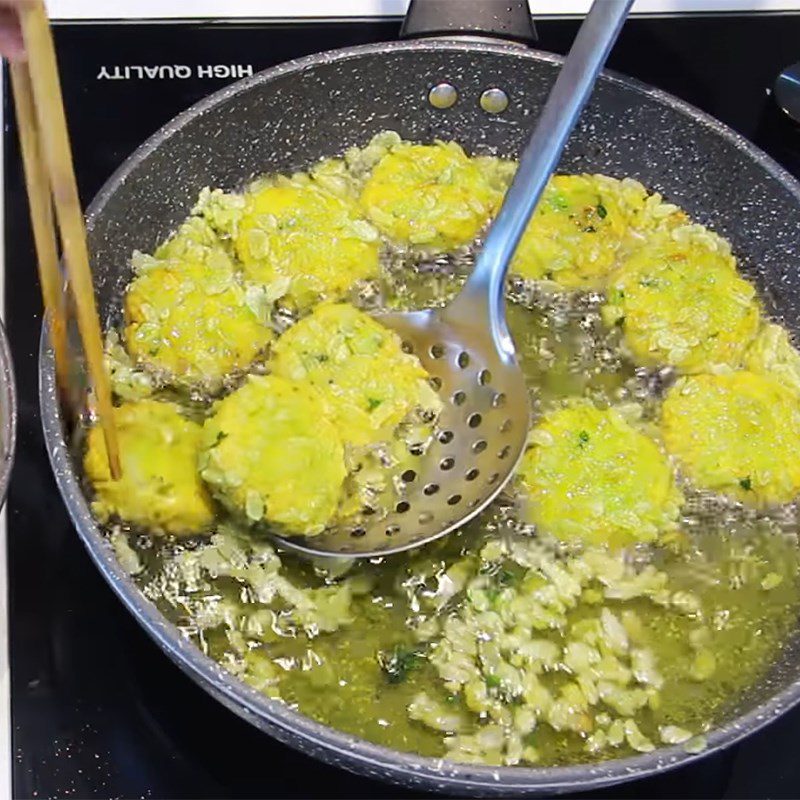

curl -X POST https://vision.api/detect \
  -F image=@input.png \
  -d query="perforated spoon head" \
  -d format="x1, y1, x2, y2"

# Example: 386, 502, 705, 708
272, 306, 530, 559
271, 0, 632, 558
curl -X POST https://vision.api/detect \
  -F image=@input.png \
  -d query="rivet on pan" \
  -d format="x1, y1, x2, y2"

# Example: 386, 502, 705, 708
480, 87, 509, 114
428, 82, 458, 109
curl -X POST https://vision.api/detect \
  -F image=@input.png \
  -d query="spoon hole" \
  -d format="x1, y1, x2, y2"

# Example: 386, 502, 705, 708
385, 525, 400, 537
466, 468, 479, 481
351, 527, 366, 538
401, 340, 414, 355
468, 413, 482, 429
499, 445, 511, 460
493, 392, 506, 408
488, 472, 499, 485
478, 369, 492, 385
499, 418, 512, 433
473, 439, 487, 454
396, 501, 411, 513
457, 351, 470, 369
401, 469, 417, 482
447, 494, 462, 506
419, 511, 433, 524
408, 443, 424, 456
423, 483, 440, 496
430, 343, 445, 359
428, 376, 443, 391
452, 390, 466, 406
438, 430, 454, 444
440, 457, 455, 471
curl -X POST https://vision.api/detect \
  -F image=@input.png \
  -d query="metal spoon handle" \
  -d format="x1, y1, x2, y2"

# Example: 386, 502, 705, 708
447, 0, 633, 356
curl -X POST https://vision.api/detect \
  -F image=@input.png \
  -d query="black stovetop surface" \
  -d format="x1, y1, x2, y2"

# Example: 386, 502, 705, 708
4, 13, 800, 799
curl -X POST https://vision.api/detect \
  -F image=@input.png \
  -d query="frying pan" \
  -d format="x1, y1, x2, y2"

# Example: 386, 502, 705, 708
38, 1, 800, 794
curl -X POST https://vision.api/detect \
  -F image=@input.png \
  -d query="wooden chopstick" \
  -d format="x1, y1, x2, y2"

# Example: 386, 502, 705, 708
9, 62, 71, 400
15, 0, 121, 479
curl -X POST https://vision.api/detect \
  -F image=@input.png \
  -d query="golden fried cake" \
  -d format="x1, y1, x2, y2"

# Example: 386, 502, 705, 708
603, 226, 759, 372
235, 182, 380, 309
270, 302, 440, 446
360, 141, 498, 251
200, 375, 346, 535
662, 371, 800, 507
520, 403, 682, 547
84, 399, 214, 535
124, 218, 271, 392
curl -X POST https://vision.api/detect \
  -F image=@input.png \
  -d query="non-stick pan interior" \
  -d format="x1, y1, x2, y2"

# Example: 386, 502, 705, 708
47, 39, 800, 794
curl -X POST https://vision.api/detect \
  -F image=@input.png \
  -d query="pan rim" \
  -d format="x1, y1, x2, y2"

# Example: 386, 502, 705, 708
0, 316, 16, 509
39, 37, 800, 794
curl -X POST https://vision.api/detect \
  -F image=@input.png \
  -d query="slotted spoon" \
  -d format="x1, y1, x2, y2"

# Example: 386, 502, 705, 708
274, 0, 632, 558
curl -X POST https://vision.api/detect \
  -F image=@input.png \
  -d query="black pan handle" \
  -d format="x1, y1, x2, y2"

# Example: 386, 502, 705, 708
400, 0, 537, 45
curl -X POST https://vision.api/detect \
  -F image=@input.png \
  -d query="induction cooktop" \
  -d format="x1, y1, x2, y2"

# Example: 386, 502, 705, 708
4, 12, 800, 799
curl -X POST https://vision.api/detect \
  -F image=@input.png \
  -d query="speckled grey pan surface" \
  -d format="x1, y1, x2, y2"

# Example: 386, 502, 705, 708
39, 40, 800, 795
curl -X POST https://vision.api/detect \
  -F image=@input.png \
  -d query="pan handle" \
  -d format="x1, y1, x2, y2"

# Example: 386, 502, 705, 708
400, 0, 537, 45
